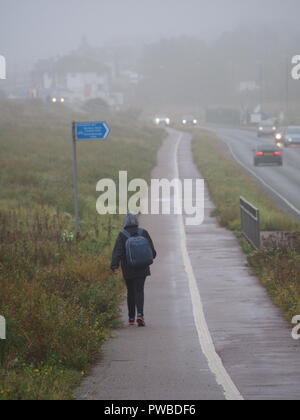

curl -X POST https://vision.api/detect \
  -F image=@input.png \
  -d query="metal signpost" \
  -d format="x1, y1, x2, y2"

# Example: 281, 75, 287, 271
72, 121, 111, 237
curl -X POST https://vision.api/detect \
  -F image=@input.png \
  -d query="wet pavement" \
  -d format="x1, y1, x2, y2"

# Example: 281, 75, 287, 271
75, 129, 300, 401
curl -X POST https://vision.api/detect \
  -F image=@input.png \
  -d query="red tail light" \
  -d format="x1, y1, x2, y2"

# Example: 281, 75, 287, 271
256, 152, 264, 156
274, 151, 282, 155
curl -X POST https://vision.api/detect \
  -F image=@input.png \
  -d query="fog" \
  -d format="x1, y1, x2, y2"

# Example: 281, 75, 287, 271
1, 0, 300, 118
1, 0, 300, 67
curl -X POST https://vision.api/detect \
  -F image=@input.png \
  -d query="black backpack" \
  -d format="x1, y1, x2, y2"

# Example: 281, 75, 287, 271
122, 229, 154, 268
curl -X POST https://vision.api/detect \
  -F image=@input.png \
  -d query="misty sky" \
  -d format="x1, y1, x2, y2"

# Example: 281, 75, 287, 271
1, 0, 299, 68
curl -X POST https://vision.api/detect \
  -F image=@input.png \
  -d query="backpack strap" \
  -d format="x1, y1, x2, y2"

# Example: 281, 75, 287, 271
122, 228, 144, 239
122, 230, 131, 239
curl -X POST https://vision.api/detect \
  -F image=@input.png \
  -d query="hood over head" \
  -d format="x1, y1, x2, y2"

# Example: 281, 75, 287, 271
124, 213, 139, 228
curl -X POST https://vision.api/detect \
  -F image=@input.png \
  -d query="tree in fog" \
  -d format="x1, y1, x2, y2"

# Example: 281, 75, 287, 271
135, 23, 300, 114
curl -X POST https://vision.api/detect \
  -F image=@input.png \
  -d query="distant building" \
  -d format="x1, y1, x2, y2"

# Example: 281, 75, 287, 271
33, 53, 124, 107
31, 37, 143, 107
34, 55, 109, 103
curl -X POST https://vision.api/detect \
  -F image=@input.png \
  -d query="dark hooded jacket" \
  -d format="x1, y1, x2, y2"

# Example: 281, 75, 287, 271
111, 214, 157, 280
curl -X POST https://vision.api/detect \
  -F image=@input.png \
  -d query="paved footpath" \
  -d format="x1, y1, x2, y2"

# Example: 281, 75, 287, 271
75, 129, 300, 401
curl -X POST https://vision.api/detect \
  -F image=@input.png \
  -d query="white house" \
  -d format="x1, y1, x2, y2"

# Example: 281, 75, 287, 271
42, 70, 110, 103
36, 54, 111, 104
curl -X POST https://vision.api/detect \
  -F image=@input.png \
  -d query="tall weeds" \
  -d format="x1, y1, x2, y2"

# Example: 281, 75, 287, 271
0, 99, 164, 399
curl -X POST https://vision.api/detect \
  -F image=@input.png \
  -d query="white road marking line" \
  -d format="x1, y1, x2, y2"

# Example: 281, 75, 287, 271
173, 132, 244, 401
223, 138, 300, 217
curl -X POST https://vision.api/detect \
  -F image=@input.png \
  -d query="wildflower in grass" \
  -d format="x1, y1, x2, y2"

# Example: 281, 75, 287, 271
62, 231, 75, 243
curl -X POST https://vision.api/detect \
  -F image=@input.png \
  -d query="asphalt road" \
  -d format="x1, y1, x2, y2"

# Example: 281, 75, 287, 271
75, 128, 300, 401
205, 126, 300, 220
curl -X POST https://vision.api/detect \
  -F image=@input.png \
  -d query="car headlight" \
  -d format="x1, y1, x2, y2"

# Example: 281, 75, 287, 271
193, 120, 197, 124
166, 118, 170, 125
60, 98, 65, 103
288, 138, 293, 142
183, 120, 187, 124
275, 134, 282, 140
259, 127, 263, 131
272, 126, 276, 130
276, 142, 283, 148
155, 118, 160, 124
52, 97, 57, 103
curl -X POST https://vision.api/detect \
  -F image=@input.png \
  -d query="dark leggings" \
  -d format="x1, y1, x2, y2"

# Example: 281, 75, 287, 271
125, 277, 146, 319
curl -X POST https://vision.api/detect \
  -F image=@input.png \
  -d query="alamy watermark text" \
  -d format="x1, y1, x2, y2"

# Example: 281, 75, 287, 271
0, 55, 6, 80
291, 315, 300, 340
0, 315, 6, 340
96, 171, 205, 226
292, 55, 300, 80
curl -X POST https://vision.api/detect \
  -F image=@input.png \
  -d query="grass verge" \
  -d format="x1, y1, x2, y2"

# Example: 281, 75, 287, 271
192, 129, 300, 322
0, 99, 164, 399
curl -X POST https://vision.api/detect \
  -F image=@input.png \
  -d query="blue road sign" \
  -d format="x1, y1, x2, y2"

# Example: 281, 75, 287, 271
74, 121, 110, 141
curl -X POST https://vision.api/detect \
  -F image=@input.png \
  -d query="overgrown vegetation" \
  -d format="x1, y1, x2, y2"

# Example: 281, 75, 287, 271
192, 129, 300, 322
0, 99, 164, 399
248, 245, 300, 322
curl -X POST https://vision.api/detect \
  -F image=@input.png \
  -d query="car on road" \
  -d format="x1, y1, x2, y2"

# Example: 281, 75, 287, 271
181, 115, 198, 126
154, 116, 171, 126
254, 144, 283, 166
257, 120, 277, 137
282, 126, 300, 147
274, 127, 285, 147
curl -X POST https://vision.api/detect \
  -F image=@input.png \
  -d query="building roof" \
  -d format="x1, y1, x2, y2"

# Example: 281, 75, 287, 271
54, 55, 107, 74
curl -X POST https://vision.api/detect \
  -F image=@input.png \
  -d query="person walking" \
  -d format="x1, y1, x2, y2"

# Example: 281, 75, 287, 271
111, 213, 157, 327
